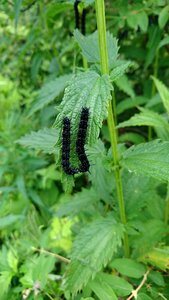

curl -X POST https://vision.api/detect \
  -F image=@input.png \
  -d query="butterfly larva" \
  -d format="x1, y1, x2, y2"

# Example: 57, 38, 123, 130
61, 117, 79, 175
76, 107, 90, 172
74, 0, 80, 30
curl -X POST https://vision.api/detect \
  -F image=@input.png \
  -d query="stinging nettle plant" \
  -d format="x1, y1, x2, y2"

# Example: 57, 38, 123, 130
49, 0, 169, 299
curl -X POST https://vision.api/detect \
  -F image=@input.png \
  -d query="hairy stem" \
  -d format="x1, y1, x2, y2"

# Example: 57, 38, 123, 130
95, 0, 129, 257
148, 49, 159, 141
83, 55, 88, 69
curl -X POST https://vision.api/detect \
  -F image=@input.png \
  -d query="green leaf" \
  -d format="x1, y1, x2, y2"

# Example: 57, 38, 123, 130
55, 71, 112, 146
88, 140, 115, 202
126, 12, 139, 30
0, 214, 24, 229
110, 61, 133, 82
117, 107, 168, 128
99, 273, 133, 297
139, 247, 169, 271
121, 140, 169, 181
14, 0, 22, 28
29, 74, 71, 115
116, 96, 147, 115
158, 35, 169, 49
158, 5, 169, 29
132, 219, 168, 257
16, 128, 58, 154
63, 217, 124, 296
152, 76, 169, 115
148, 270, 165, 287
20, 254, 55, 289
7, 251, 18, 274
31, 52, 43, 82
137, 294, 152, 300
137, 11, 149, 32
74, 30, 119, 68
118, 132, 146, 144
0, 271, 13, 297
57, 188, 98, 217
80, 298, 95, 300
145, 26, 161, 68
115, 75, 135, 98
117, 108, 169, 140
88, 276, 118, 300
111, 258, 145, 278
122, 172, 161, 219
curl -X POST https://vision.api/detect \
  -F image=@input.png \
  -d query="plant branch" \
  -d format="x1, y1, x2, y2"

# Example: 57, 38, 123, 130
32, 247, 70, 264
127, 269, 150, 300
148, 49, 159, 141
95, 0, 129, 257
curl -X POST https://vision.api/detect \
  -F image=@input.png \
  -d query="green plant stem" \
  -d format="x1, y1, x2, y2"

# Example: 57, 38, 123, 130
148, 50, 159, 141
95, 0, 129, 257
83, 55, 88, 70
112, 90, 117, 127
151, 49, 159, 97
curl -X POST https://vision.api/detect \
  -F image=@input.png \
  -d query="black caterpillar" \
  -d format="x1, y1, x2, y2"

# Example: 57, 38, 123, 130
74, 0, 80, 30
61, 117, 79, 175
61, 108, 90, 175
76, 107, 90, 172
74, 0, 86, 35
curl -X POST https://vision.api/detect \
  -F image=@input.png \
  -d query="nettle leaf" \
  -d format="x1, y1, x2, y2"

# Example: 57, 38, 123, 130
121, 140, 169, 182
123, 172, 164, 220
152, 76, 169, 115
29, 74, 72, 115
74, 30, 119, 69
55, 71, 112, 146
118, 108, 169, 140
132, 219, 168, 257
115, 75, 135, 98
63, 217, 124, 297
111, 258, 145, 279
88, 140, 115, 203
116, 96, 148, 115
56, 188, 98, 217
118, 108, 168, 128
110, 61, 133, 82
118, 132, 146, 144
17, 128, 58, 154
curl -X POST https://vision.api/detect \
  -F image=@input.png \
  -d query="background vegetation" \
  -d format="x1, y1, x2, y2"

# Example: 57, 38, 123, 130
0, 0, 169, 299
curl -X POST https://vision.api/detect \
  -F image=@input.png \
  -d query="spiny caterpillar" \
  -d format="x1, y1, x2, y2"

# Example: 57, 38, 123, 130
76, 107, 90, 172
74, 0, 86, 35
61, 117, 79, 175
61, 108, 90, 175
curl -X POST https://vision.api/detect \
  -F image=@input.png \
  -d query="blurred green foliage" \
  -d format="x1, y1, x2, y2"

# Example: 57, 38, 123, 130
0, 0, 169, 299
